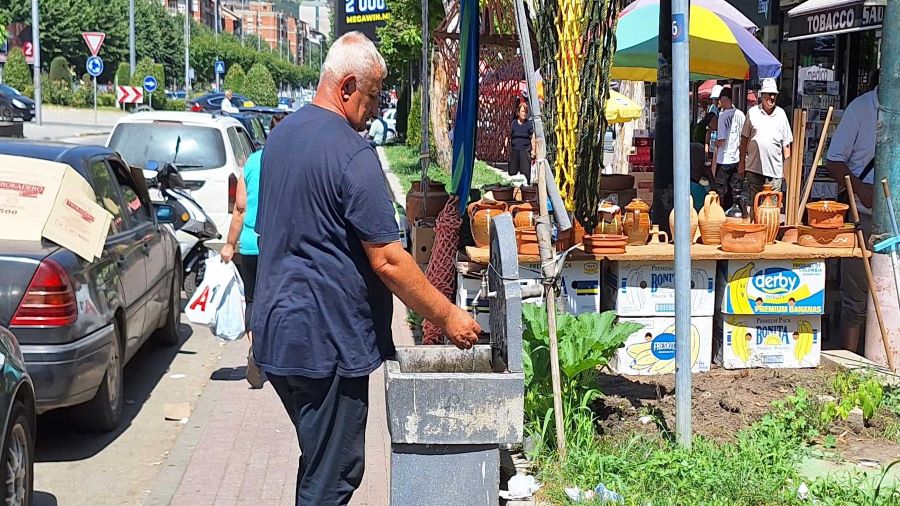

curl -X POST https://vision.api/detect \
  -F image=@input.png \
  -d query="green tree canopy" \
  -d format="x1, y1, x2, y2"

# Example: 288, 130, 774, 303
223, 63, 246, 95
132, 58, 166, 109
245, 64, 278, 107
3, 48, 32, 91
376, 0, 444, 78
116, 62, 131, 86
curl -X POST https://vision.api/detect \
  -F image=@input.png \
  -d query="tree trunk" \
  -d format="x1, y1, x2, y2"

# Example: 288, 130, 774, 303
430, 51, 453, 172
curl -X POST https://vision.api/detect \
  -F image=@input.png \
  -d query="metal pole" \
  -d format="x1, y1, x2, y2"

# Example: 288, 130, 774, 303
185, 0, 191, 97
671, 0, 692, 447
31, 0, 42, 125
513, 0, 566, 457
419, 0, 430, 184
129, 0, 136, 78
93, 76, 97, 126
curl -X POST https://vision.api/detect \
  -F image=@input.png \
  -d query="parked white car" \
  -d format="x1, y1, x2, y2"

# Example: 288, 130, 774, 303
106, 111, 256, 250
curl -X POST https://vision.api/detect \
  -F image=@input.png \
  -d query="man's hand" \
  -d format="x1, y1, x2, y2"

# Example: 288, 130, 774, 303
738, 161, 745, 177
439, 306, 481, 349
221, 243, 236, 263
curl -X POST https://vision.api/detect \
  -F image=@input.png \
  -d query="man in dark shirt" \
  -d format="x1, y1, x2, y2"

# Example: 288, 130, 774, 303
252, 32, 481, 505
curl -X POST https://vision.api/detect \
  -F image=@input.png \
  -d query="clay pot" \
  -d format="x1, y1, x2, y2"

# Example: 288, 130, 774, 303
468, 200, 508, 248
699, 191, 727, 245
509, 202, 537, 228
406, 180, 449, 225
797, 224, 857, 248
487, 185, 515, 201
556, 228, 573, 252
720, 223, 767, 253
805, 200, 848, 229
598, 201, 623, 235
753, 183, 782, 244
520, 185, 538, 203
779, 225, 799, 244
515, 226, 540, 255
573, 220, 587, 245
623, 198, 651, 246
668, 197, 699, 244
583, 234, 627, 254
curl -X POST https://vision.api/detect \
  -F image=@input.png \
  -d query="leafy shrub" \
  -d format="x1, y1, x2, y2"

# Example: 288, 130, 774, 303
132, 58, 166, 110
165, 99, 186, 111
97, 93, 116, 107
406, 88, 421, 148
42, 77, 73, 106
522, 304, 642, 454
3, 48, 31, 91
71, 85, 95, 109
49, 56, 70, 83
244, 64, 277, 107
223, 63, 246, 96
115, 62, 131, 86
22, 86, 34, 99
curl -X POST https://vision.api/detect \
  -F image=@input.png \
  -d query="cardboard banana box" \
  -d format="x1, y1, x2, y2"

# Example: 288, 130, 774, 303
603, 260, 716, 317
715, 315, 821, 369
719, 260, 825, 315
613, 316, 713, 375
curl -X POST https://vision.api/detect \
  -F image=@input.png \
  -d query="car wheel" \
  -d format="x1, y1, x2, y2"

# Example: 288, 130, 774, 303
77, 325, 124, 433
1, 401, 33, 506
152, 269, 182, 347
0, 106, 12, 121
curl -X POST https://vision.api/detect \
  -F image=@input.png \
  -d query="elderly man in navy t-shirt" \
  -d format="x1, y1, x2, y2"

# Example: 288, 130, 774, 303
252, 31, 481, 505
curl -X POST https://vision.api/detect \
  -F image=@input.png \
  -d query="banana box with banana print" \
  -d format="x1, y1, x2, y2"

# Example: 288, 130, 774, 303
716, 315, 821, 369
719, 260, 825, 315
602, 261, 716, 316
613, 316, 713, 375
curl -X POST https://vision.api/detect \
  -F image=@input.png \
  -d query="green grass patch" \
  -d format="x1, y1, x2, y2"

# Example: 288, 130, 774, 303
382, 145, 506, 196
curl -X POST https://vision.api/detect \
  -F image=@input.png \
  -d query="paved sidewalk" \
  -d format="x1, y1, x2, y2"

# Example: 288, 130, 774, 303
147, 298, 412, 506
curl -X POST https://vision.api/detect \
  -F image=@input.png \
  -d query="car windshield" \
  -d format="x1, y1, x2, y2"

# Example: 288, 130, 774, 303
0, 84, 21, 96
109, 123, 226, 171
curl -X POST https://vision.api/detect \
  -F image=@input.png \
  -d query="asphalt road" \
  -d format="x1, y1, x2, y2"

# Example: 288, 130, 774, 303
33, 319, 234, 506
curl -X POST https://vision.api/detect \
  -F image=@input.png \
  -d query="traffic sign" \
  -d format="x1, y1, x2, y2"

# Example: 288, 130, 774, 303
117, 85, 144, 104
81, 32, 106, 57
214, 60, 225, 74
143, 75, 158, 93
86, 56, 104, 77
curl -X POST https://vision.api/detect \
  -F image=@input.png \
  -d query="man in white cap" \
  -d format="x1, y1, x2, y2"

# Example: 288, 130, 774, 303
740, 78, 792, 203
704, 84, 724, 157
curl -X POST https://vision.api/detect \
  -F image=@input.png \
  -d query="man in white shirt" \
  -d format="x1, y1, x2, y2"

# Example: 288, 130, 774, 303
712, 87, 745, 209
826, 69, 879, 353
221, 89, 239, 114
740, 78, 792, 204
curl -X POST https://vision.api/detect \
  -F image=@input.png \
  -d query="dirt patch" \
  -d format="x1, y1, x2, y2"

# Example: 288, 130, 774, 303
594, 363, 841, 442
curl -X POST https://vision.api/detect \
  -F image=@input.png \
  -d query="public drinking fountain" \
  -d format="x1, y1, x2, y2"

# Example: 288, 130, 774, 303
385, 213, 532, 505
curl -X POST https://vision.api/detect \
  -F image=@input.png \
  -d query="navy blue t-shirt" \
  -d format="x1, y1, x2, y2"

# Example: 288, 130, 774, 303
251, 104, 400, 378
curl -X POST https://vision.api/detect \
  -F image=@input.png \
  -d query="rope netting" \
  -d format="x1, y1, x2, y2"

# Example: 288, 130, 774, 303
423, 199, 464, 345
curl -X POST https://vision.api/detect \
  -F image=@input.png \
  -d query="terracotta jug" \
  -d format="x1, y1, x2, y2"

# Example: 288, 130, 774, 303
753, 184, 783, 244
468, 200, 508, 248
668, 197, 699, 244
699, 191, 727, 245
406, 180, 449, 225
597, 200, 623, 235
509, 202, 537, 228
623, 198, 651, 245
648, 225, 669, 245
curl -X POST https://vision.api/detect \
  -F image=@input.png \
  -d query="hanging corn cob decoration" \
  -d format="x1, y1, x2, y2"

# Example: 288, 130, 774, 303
553, 0, 583, 210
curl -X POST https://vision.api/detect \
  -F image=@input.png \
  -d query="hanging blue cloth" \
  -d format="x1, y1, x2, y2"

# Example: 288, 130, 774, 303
450, 0, 480, 215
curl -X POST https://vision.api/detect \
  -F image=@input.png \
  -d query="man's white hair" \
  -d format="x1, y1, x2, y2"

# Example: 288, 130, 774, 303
320, 32, 387, 87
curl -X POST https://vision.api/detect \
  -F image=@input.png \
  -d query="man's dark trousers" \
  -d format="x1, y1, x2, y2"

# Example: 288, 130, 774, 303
268, 373, 369, 505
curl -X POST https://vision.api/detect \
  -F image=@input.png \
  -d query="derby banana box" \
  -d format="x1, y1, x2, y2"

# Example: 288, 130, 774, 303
612, 316, 713, 375
716, 315, 821, 369
522, 260, 603, 315
719, 260, 825, 315
602, 261, 716, 316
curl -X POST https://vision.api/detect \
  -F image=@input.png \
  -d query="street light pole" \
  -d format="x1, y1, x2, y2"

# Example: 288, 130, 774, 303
31, 0, 42, 125
184, 0, 191, 96
129, 0, 135, 77
672, 0, 693, 447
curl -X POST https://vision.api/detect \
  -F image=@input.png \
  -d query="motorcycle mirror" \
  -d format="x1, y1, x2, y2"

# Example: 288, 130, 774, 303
146, 160, 160, 172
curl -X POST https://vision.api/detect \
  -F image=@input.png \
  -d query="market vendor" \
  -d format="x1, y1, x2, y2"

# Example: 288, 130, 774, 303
825, 70, 879, 353
739, 78, 792, 205
506, 102, 537, 182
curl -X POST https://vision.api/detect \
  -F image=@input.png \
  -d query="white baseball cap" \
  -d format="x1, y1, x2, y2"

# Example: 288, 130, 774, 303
759, 78, 779, 94
710, 84, 724, 99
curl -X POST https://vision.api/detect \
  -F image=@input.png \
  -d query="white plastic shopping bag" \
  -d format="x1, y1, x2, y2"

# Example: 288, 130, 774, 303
185, 254, 246, 341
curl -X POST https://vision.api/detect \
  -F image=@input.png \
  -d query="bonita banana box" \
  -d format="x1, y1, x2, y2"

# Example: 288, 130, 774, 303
612, 316, 712, 375
716, 315, 821, 369
603, 261, 716, 316
719, 260, 825, 315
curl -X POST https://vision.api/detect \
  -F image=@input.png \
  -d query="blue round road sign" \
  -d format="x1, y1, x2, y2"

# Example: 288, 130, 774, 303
143, 75, 158, 93
86, 56, 104, 77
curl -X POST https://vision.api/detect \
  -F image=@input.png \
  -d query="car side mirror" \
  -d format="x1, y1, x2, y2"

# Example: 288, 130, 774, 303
154, 203, 178, 225
146, 160, 160, 172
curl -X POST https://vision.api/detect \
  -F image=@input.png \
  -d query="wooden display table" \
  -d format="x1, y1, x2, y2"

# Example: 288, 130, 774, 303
464, 241, 866, 265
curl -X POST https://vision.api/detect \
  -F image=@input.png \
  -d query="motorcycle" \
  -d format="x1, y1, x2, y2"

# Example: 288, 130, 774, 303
146, 143, 220, 297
